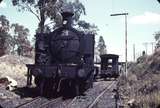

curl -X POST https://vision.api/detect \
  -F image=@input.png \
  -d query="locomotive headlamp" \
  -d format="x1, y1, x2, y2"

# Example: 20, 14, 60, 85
78, 69, 85, 78
63, 20, 67, 25
58, 68, 61, 75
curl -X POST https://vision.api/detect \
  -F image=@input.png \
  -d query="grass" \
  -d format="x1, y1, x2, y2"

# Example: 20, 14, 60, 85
119, 49, 160, 108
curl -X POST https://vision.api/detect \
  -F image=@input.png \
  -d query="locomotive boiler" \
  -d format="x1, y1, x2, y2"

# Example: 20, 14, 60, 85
26, 12, 95, 97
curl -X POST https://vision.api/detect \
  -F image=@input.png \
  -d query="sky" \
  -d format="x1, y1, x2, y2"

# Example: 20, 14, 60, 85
0, 0, 160, 62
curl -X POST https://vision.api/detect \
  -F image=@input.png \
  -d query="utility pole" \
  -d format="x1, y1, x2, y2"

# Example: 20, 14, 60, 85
143, 42, 148, 55
150, 42, 155, 53
133, 44, 135, 62
110, 13, 128, 77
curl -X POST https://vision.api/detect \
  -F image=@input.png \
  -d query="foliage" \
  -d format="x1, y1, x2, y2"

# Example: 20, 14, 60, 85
158, 0, 160, 3
77, 20, 99, 35
12, 0, 59, 33
0, 15, 32, 57
11, 0, 86, 33
119, 50, 160, 107
0, 15, 11, 56
0, 15, 9, 33
97, 36, 107, 55
154, 31, 160, 49
11, 0, 97, 34
11, 23, 32, 56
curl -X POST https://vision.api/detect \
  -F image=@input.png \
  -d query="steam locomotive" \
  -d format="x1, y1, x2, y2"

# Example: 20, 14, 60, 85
26, 12, 95, 97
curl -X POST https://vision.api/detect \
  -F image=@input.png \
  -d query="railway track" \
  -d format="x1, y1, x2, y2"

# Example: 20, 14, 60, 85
87, 81, 116, 108
67, 80, 117, 108
0, 79, 118, 108
15, 96, 73, 108
39, 97, 62, 108
15, 96, 49, 108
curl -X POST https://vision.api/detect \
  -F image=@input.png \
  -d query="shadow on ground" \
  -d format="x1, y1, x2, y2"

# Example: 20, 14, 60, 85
13, 87, 39, 98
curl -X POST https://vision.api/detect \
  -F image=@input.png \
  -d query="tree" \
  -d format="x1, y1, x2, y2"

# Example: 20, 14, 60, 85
97, 36, 107, 55
77, 20, 99, 35
0, 15, 11, 56
0, 14, 32, 56
154, 31, 160, 49
12, 0, 60, 33
11, 0, 99, 36
11, 23, 32, 56
61, 0, 86, 23
157, 0, 160, 3
11, 0, 87, 33
0, 15, 9, 33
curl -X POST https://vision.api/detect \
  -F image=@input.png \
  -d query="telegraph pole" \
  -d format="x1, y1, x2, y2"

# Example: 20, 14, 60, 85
150, 42, 155, 53
133, 44, 135, 62
143, 42, 148, 55
110, 13, 128, 77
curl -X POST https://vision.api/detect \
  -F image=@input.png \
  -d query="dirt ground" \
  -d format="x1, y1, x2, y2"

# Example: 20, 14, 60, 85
0, 54, 34, 86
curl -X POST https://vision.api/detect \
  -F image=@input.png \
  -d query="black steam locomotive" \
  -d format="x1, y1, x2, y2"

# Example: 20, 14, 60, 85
26, 12, 95, 97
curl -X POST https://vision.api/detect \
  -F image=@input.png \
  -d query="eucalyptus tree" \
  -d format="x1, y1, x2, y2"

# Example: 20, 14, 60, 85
0, 15, 11, 56
97, 36, 107, 55
11, 23, 31, 56
77, 20, 99, 35
12, 0, 61, 33
155, 31, 160, 49
11, 0, 86, 33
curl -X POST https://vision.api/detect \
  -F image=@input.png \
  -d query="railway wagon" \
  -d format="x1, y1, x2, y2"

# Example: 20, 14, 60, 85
99, 54, 119, 79
26, 11, 95, 97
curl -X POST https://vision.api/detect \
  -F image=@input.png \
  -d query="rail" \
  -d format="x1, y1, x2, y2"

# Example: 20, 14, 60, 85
15, 96, 43, 108
87, 81, 116, 108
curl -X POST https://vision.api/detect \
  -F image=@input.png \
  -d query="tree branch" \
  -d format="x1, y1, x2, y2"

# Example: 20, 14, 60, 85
26, 4, 40, 21
17, 3, 40, 21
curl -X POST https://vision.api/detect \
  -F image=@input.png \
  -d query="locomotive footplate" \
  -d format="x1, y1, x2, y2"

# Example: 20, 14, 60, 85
26, 64, 86, 86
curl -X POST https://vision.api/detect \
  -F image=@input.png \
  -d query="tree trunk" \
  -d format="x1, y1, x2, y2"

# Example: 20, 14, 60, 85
39, 10, 45, 33
38, 0, 45, 33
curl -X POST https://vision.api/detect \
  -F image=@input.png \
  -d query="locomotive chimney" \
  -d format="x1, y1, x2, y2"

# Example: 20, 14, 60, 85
61, 12, 74, 27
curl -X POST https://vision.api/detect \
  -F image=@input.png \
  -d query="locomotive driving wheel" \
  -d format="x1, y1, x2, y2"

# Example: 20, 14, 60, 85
35, 76, 58, 97
43, 78, 60, 97
71, 79, 85, 96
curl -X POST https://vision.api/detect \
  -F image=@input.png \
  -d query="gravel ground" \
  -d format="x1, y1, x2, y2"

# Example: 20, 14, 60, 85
0, 86, 21, 108
68, 81, 116, 108
43, 98, 73, 108
89, 81, 118, 108
96, 89, 116, 108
